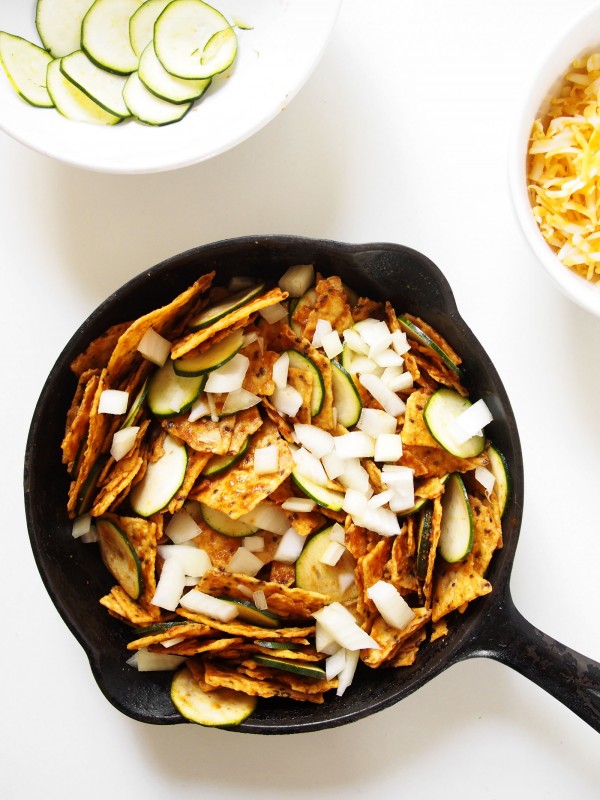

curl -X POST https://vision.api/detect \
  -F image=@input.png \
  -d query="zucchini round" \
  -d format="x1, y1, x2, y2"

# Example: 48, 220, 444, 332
96, 517, 143, 599
171, 664, 256, 727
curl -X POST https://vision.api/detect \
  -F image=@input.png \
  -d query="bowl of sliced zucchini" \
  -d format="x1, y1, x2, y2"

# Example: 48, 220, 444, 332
0, 0, 342, 172
24, 235, 600, 734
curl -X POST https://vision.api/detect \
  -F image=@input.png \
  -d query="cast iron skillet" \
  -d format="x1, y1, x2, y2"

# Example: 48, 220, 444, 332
24, 235, 600, 734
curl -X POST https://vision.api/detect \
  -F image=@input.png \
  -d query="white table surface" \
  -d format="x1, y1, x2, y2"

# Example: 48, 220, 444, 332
3, 0, 599, 796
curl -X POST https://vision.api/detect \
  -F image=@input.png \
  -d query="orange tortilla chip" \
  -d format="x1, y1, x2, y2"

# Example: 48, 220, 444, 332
170, 286, 288, 359
70, 321, 131, 378
303, 276, 354, 340
401, 389, 438, 448
362, 607, 431, 667
432, 561, 492, 622
162, 413, 236, 455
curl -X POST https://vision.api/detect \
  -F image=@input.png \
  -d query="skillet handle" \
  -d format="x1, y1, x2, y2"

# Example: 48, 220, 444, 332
462, 592, 600, 733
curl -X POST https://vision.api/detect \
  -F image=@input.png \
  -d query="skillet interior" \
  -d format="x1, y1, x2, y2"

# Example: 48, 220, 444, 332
24, 235, 524, 733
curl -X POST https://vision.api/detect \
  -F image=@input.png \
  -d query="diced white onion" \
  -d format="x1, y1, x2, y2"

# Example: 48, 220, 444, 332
312, 318, 333, 348
281, 497, 316, 512
342, 488, 368, 519
160, 636, 186, 648
325, 647, 347, 680
157, 544, 212, 578
328, 522, 345, 543
475, 465, 496, 497
252, 589, 268, 610
359, 373, 406, 417
343, 328, 369, 355
72, 514, 92, 539
165, 508, 200, 544
362, 506, 401, 537
151, 557, 187, 612
313, 602, 380, 651
243, 535, 265, 552
451, 399, 494, 443
339, 459, 372, 495
220, 388, 261, 415
321, 330, 344, 359
243, 330, 259, 346
188, 394, 210, 422
183, 576, 199, 587
272, 352, 289, 390
366, 580, 415, 629
315, 620, 338, 654
98, 389, 129, 415
227, 547, 264, 577
253, 444, 279, 476
207, 392, 220, 422
362, 321, 392, 354
338, 571, 356, 594
236, 583, 254, 599
372, 348, 404, 368
239, 502, 289, 534
357, 407, 397, 438
278, 263, 314, 297
79, 526, 98, 544
391, 330, 410, 356
228, 275, 255, 291
374, 432, 403, 463
272, 384, 303, 417
137, 327, 171, 366
367, 489, 394, 508
293, 423, 334, 458
350, 355, 381, 375
273, 526, 305, 564
319, 540, 346, 567
110, 426, 140, 462
292, 446, 329, 486
382, 465, 415, 512
321, 450, 345, 481
334, 431, 375, 459
382, 367, 413, 393
133, 648, 186, 672
336, 648, 360, 696
259, 303, 288, 324
179, 589, 239, 621
204, 354, 249, 394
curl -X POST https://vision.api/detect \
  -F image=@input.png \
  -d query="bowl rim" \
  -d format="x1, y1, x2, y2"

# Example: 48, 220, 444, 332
508, 0, 600, 317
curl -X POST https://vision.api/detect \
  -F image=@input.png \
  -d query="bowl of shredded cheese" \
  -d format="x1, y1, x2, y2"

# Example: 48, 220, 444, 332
510, 2, 600, 316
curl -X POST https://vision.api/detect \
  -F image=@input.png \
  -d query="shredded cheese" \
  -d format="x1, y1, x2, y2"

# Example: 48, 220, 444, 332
528, 52, 600, 282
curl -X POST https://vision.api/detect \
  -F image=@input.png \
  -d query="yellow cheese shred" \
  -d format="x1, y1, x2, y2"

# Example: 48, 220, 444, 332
528, 52, 600, 283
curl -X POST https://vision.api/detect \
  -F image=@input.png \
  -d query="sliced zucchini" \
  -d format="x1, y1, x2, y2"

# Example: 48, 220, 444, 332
188, 283, 266, 331
292, 470, 345, 511
331, 359, 362, 427
0, 32, 54, 108
439, 473, 473, 563
60, 50, 130, 117
132, 620, 190, 636
254, 639, 301, 651
201, 436, 250, 477
398, 316, 462, 377
138, 41, 211, 103
129, 434, 188, 517
423, 388, 486, 458
96, 517, 143, 599
123, 70, 193, 125
171, 664, 256, 727
199, 502, 258, 537
219, 598, 279, 628
487, 443, 510, 516
295, 526, 358, 604
75, 457, 105, 515
286, 350, 324, 417
415, 504, 433, 580
289, 287, 316, 337
81, 0, 144, 75
154, 0, 237, 80
173, 329, 244, 377
253, 654, 326, 680
120, 377, 149, 429
129, 0, 172, 57
146, 359, 206, 418
46, 58, 122, 125
36, 0, 96, 58
397, 495, 428, 518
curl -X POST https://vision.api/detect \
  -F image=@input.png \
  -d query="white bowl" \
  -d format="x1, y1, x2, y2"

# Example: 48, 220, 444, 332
509, 2, 600, 316
0, 0, 341, 174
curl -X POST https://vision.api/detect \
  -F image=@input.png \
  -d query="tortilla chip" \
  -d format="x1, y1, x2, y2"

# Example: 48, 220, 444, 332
167, 449, 212, 514
412, 350, 467, 396
202, 659, 332, 703
432, 562, 492, 622
107, 512, 160, 615
387, 521, 420, 596
70, 321, 131, 377
387, 629, 427, 667
171, 287, 288, 359
162, 413, 236, 455
260, 396, 295, 443
468, 494, 503, 576
355, 538, 392, 626
287, 366, 314, 424
176, 607, 315, 639
403, 313, 462, 366
401, 390, 438, 448
269, 561, 296, 586
406, 445, 489, 478
126, 622, 211, 650
100, 585, 160, 626
190, 421, 293, 518
227, 407, 263, 454
61, 370, 100, 468
414, 476, 447, 500
90, 421, 150, 516
362, 607, 431, 667
430, 618, 449, 643
303, 276, 354, 340
352, 297, 383, 322
241, 340, 278, 396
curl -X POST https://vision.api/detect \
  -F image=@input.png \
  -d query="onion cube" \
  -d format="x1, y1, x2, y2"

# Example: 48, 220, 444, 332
292, 446, 329, 486
204, 354, 249, 394
243, 535, 265, 552
157, 544, 212, 578
313, 602, 379, 651
359, 373, 406, 417
254, 445, 279, 476
451, 399, 494, 443
272, 352, 289, 389
357, 408, 397, 438
339, 459, 372, 495
220, 389, 260, 415
151, 558, 187, 611
372, 348, 404, 368
274, 526, 306, 564
110, 426, 140, 462
475, 465, 496, 497
294, 423, 334, 458
326, 647, 347, 680
137, 327, 171, 366
321, 330, 344, 359
134, 649, 186, 672
188, 395, 210, 422
342, 488, 368, 519
367, 489, 394, 508
391, 330, 410, 356
366, 580, 415, 629
328, 523, 345, 543
272, 384, 303, 417
312, 318, 333, 348
98, 389, 129, 415
72, 514, 92, 539
252, 590, 268, 610
382, 367, 413, 393
165, 508, 201, 544
374, 433, 403, 463
281, 497, 316, 512
259, 303, 288, 324
321, 450, 345, 481
334, 431, 375, 459
239, 502, 289, 534
362, 506, 401, 536
319, 540, 346, 567
343, 328, 369, 355
227, 547, 264, 577
179, 590, 239, 621
336, 648, 360, 696
278, 263, 314, 297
